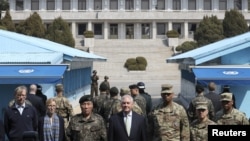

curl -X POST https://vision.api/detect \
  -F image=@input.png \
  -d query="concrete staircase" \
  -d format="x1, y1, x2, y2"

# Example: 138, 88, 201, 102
90, 39, 181, 97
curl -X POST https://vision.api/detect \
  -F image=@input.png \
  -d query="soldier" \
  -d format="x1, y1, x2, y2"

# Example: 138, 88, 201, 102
93, 83, 109, 114
187, 84, 215, 122
129, 84, 147, 116
100, 86, 121, 128
148, 84, 190, 141
67, 95, 107, 141
120, 87, 143, 115
215, 92, 249, 125
100, 75, 110, 95
91, 70, 99, 97
190, 102, 216, 141
54, 84, 74, 129
137, 82, 152, 116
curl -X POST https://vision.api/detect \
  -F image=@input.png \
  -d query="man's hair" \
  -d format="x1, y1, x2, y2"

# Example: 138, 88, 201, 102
121, 94, 134, 103
208, 82, 216, 91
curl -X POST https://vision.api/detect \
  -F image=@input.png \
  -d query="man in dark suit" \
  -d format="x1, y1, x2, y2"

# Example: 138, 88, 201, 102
26, 84, 46, 117
108, 94, 147, 141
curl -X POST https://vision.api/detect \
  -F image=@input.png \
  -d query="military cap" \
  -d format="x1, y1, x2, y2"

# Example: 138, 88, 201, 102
79, 95, 93, 104
92, 70, 97, 73
104, 76, 109, 79
120, 87, 130, 95
99, 83, 108, 91
110, 87, 119, 95
129, 84, 139, 89
161, 84, 173, 93
55, 84, 64, 91
137, 82, 145, 89
195, 102, 208, 110
220, 92, 233, 101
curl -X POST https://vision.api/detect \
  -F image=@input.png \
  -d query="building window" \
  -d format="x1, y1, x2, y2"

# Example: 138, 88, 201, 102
62, 0, 71, 10
188, 0, 196, 10
94, 0, 102, 10
156, 0, 165, 10
173, 23, 181, 35
16, 0, 24, 11
110, 0, 118, 10
109, 24, 118, 39
78, 23, 87, 35
204, 0, 212, 10
78, 0, 86, 10
157, 23, 166, 35
219, 0, 227, 10
234, 0, 242, 10
173, 0, 181, 10
126, 24, 134, 39
94, 23, 103, 35
31, 0, 39, 10
141, 0, 149, 10
125, 0, 134, 10
47, 0, 55, 10
141, 23, 150, 39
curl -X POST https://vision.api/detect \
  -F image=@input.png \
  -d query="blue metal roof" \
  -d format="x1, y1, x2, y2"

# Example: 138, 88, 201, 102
0, 29, 106, 61
167, 32, 250, 65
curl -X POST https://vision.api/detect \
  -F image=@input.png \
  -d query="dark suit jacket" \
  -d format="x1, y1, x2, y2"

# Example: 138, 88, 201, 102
38, 115, 66, 141
108, 111, 147, 141
26, 94, 46, 117
0, 119, 5, 141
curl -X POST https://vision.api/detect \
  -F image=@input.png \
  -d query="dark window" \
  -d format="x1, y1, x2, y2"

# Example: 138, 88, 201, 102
204, 0, 211, 10
157, 23, 165, 35
141, 0, 149, 10
219, 0, 227, 10
78, 24, 87, 35
156, 0, 165, 10
47, 0, 55, 10
110, 0, 118, 10
234, 0, 242, 10
125, 0, 134, 10
173, 23, 181, 34
16, 0, 24, 11
78, 0, 86, 10
173, 0, 181, 10
94, 0, 102, 10
94, 23, 103, 35
188, 0, 196, 10
109, 24, 118, 39
126, 24, 134, 39
141, 23, 150, 39
31, 0, 39, 10
62, 0, 71, 10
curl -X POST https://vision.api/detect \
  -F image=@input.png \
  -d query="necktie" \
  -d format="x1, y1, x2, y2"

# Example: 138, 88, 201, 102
125, 115, 131, 136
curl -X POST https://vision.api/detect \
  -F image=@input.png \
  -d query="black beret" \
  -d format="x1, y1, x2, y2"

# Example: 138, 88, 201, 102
110, 87, 119, 95
129, 84, 139, 89
79, 95, 93, 104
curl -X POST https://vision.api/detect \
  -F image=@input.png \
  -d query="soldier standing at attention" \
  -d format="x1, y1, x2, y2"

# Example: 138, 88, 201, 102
137, 82, 152, 116
54, 84, 74, 129
215, 92, 249, 125
67, 95, 107, 141
100, 76, 110, 95
148, 84, 190, 141
91, 70, 99, 97
190, 102, 216, 141
93, 83, 109, 114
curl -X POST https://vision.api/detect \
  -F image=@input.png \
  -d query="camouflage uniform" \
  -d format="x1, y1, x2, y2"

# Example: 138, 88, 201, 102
91, 71, 99, 97
148, 102, 190, 141
93, 93, 109, 114
66, 113, 107, 141
190, 119, 216, 141
187, 95, 215, 122
100, 76, 110, 95
215, 108, 249, 125
133, 95, 147, 116
54, 96, 74, 128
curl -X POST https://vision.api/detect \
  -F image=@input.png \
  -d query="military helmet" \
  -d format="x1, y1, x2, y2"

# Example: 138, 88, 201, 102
104, 76, 109, 79
93, 70, 97, 73
55, 84, 64, 92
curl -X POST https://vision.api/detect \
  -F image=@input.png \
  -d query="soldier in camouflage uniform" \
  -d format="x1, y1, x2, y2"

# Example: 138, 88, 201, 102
91, 70, 99, 97
67, 95, 107, 141
100, 87, 121, 127
100, 76, 110, 95
54, 84, 74, 129
129, 84, 147, 116
190, 102, 216, 141
93, 83, 109, 114
120, 87, 143, 115
187, 84, 215, 122
215, 92, 249, 125
148, 84, 190, 141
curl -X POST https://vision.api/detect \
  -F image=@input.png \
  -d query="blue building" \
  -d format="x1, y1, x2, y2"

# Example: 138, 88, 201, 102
167, 31, 250, 118
0, 29, 106, 118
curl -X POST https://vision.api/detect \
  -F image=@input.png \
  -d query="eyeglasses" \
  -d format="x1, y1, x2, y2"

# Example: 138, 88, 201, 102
47, 105, 56, 107
162, 93, 172, 96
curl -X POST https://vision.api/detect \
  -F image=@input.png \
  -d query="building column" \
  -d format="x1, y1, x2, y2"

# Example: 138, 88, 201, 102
56, 0, 62, 11
168, 21, 172, 31
184, 21, 188, 39
104, 21, 108, 39
88, 21, 92, 30
71, 22, 76, 38
152, 21, 156, 39
72, 0, 77, 11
